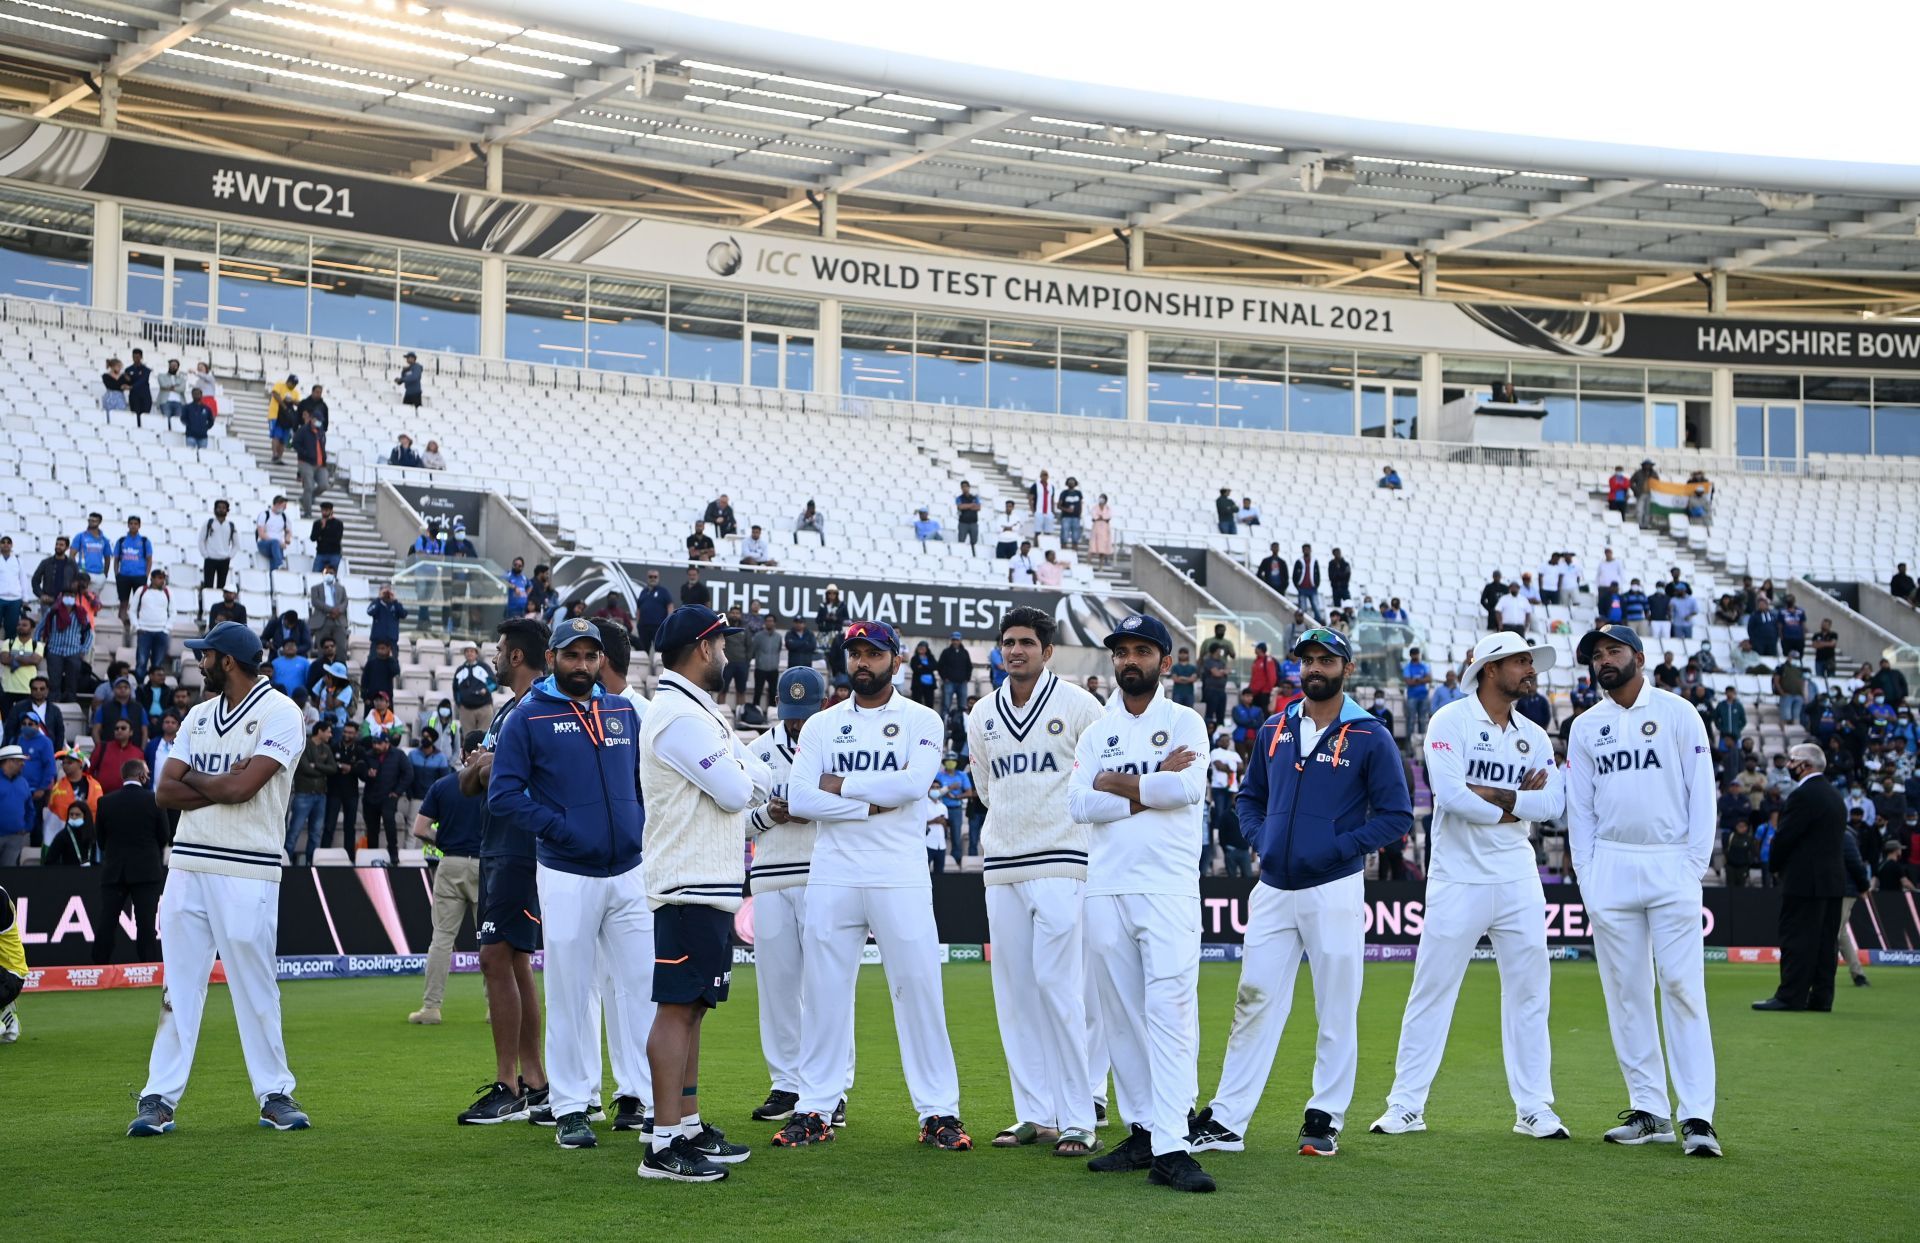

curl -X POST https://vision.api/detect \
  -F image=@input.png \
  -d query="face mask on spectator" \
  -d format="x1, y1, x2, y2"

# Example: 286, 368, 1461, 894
67, 814, 85, 829
61, 595, 75, 606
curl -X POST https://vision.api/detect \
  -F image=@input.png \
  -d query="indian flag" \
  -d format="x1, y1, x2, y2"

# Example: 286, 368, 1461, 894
1647, 477, 1710, 516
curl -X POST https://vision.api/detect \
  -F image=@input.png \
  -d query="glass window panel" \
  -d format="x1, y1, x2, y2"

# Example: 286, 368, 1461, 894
219, 224, 308, 266
1510, 360, 1576, 390
669, 284, 743, 321
784, 336, 814, 392
750, 332, 780, 389
312, 239, 398, 278
841, 337, 911, 397
1219, 339, 1286, 372
312, 276, 395, 343
841, 303, 915, 339
1873, 406, 1920, 457
1147, 365, 1216, 426
1578, 395, 1644, 444
914, 344, 984, 406
1651, 400, 1681, 449
1219, 374, 1285, 431
1733, 372, 1798, 400
399, 249, 481, 292
1736, 405, 1766, 459
988, 320, 1057, 353
1646, 366, 1711, 396
1287, 376, 1353, 434
1442, 355, 1508, 387
914, 314, 985, 347
505, 296, 584, 365
668, 316, 743, 383
1059, 354, 1125, 419
1522, 391, 1576, 443
400, 281, 476, 354
1289, 346, 1354, 377
217, 260, 308, 331
1874, 376, 1920, 405
1392, 391, 1419, 440
989, 349, 1057, 412
587, 310, 664, 374
1360, 387, 1388, 438
1577, 364, 1645, 394
588, 275, 666, 313
746, 294, 817, 329
1802, 373, 1871, 402
1354, 351, 1420, 382
506, 264, 585, 301
0, 185, 92, 236
124, 250, 166, 316
1804, 402, 1871, 456
1060, 327, 1127, 360
123, 208, 213, 250
1768, 406, 1797, 459
171, 258, 210, 323
1148, 335, 1216, 366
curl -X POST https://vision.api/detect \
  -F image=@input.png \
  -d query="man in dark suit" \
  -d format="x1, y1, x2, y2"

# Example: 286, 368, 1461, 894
1755, 744, 1847, 1012
91, 758, 169, 963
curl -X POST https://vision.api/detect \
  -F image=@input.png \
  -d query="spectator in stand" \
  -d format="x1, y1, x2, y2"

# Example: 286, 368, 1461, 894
1646, 581, 1672, 638
503, 557, 530, 619
1873, 658, 1910, 708
1669, 584, 1699, 640
271, 638, 311, 698
407, 726, 453, 827
130, 569, 174, 680
364, 689, 402, 743
937, 633, 973, 716
450, 645, 497, 736
1200, 645, 1230, 729
1057, 477, 1085, 548
316, 662, 354, 730
954, 481, 983, 554
784, 615, 816, 669
293, 409, 329, 518
261, 608, 310, 660
1538, 553, 1563, 606
295, 382, 329, 434
1715, 687, 1748, 748
444, 520, 476, 560
1618, 579, 1649, 632
1170, 647, 1198, 709
1008, 540, 1037, 585
180, 386, 214, 448
750, 614, 783, 706
1748, 597, 1782, 657
1232, 689, 1265, 750
154, 359, 187, 425
72, 513, 110, 583
913, 507, 944, 549
1246, 642, 1278, 712
1236, 496, 1262, 531
1292, 544, 1322, 618
362, 638, 400, 705
906, 641, 936, 707
33, 593, 91, 703
1478, 571, 1507, 630
1035, 549, 1066, 587
1027, 469, 1056, 536
1518, 572, 1542, 613
740, 525, 777, 567
420, 441, 445, 470
1515, 680, 1552, 732
325, 718, 363, 856
1430, 669, 1467, 713
91, 674, 144, 749
1811, 620, 1839, 677
1256, 542, 1288, 597
1382, 598, 1410, 624
633, 569, 673, 662
1653, 650, 1683, 691
388, 434, 424, 469
1732, 640, 1769, 675
255, 496, 293, 573
1365, 690, 1394, 737
685, 521, 716, 563
1606, 465, 1631, 515
0, 539, 26, 640
366, 583, 406, 650
189, 360, 221, 416
194, 500, 238, 591
993, 500, 1022, 559
32, 535, 76, 609
702, 494, 738, 538
92, 717, 143, 795
358, 732, 413, 866
267, 373, 301, 462
1088, 494, 1114, 569
99, 356, 130, 417
416, 698, 456, 745
1570, 675, 1600, 717
119, 348, 154, 423
0, 746, 35, 865
591, 594, 633, 631
794, 499, 826, 545
135, 665, 174, 728
1325, 547, 1353, 610
813, 585, 848, 648
1778, 595, 1807, 657
1495, 582, 1533, 635
285, 721, 335, 866
14, 710, 53, 807
1890, 563, 1914, 603
110, 516, 153, 635
716, 607, 752, 708
396, 351, 423, 407
1403, 646, 1432, 737
1377, 465, 1403, 490
1214, 487, 1238, 535
308, 501, 345, 575
679, 566, 711, 608
987, 644, 1006, 690
407, 526, 442, 560
1, 622, 46, 726
1593, 547, 1625, 619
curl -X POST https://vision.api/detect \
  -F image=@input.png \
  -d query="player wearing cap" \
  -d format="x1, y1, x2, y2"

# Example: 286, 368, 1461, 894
745, 666, 856, 1127
487, 616, 645, 1151
771, 621, 968, 1151
1371, 632, 1568, 1140
1568, 624, 1722, 1158
1070, 613, 1213, 1193
1189, 627, 1411, 1159
967, 605, 1106, 1156
129, 621, 309, 1138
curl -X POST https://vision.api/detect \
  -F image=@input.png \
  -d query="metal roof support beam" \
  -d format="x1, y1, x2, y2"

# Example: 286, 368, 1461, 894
1716, 201, 1920, 271
1595, 272, 1699, 306
35, 0, 244, 118
1429, 178, 1655, 254
409, 57, 651, 183
1029, 152, 1334, 262
740, 108, 1020, 229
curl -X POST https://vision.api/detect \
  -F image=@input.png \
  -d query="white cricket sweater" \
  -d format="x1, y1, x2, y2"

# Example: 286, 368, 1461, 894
169, 678, 303, 882
1424, 693, 1564, 885
1567, 678, 1717, 875
787, 689, 945, 889
1068, 686, 1209, 898
745, 723, 814, 893
966, 671, 1104, 884
637, 672, 770, 912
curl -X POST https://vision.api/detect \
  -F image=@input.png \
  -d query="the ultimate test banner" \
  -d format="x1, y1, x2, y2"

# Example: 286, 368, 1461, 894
10, 869, 1918, 979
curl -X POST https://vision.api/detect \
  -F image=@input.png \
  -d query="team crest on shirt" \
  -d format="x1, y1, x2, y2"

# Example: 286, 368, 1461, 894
1515, 738, 1530, 754
1151, 730, 1169, 747
883, 723, 900, 738
246, 721, 258, 734
1046, 719, 1064, 735
606, 716, 623, 735
1641, 720, 1658, 737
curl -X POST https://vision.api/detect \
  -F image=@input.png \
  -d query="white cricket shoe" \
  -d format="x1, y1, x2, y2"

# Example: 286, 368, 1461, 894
1602, 1110, 1675, 1144
0, 1003, 17, 1043
1513, 1110, 1570, 1139
1369, 1108, 1426, 1135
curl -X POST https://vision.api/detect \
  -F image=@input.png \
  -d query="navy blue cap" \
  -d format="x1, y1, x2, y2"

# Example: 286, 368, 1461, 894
841, 620, 900, 654
1104, 613, 1173, 654
777, 667, 827, 720
184, 620, 262, 664
655, 604, 741, 652
1289, 626, 1352, 662
548, 616, 604, 652
1576, 623, 1644, 664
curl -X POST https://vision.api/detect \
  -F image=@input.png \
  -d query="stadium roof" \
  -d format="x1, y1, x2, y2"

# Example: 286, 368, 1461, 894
5, 0, 1920, 318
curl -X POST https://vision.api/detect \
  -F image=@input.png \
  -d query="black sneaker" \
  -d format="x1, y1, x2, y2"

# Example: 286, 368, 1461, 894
831, 1098, 848, 1129
1298, 1108, 1339, 1157
752, 1089, 799, 1122
689, 1122, 752, 1164
1186, 1107, 1245, 1153
613, 1096, 649, 1132
639, 1134, 728, 1182
1094, 1100, 1109, 1129
554, 1111, 597, 1149
127, 1093, 176, 1137
520, 1080, 551, 1126
1087, 1123, 1155, 1172
1148, 1150, 1217, 1193
920, 1115, 973, 1151
771, 1111, 834, 1147
458, 1081, 526, 1125
258, 1093, 311, 1131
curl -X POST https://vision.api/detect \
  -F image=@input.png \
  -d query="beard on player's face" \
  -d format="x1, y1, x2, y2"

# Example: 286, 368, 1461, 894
1302, 669, 1344, 702
847, 657, 893, 697
201, 652, 227, 692
556, 666, 597, 696
1593, 650, 1638, 688
1114, 662, 1159, 697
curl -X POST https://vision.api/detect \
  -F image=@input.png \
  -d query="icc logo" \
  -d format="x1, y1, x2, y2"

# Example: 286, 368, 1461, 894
1107, 735, 1119, 747
706, 237, 743, 277
840, 724, 853, 735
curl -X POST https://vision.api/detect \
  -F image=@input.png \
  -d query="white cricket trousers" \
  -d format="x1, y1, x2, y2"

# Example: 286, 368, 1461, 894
987, 877, 1094, 1133
1085, 892, 1199, 1157
1584, 843, 1715, 1123
1085, 926, 1109, 1106
753, 885, 855, 1097
1385, 876, 1554, 1118
142, 869, 295, 1109
795, 884, 959, 1120
1206, 872, 1364, 1136
537, 863, 653, 1118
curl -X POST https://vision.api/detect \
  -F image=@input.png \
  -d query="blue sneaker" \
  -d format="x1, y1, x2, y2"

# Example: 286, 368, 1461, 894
127, 1094, 176, 1137
259, 1093, 311, 1131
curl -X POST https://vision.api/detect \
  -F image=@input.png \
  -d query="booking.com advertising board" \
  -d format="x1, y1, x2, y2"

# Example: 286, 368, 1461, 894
5, 115, 1920, 370
10, 870, 1919, 988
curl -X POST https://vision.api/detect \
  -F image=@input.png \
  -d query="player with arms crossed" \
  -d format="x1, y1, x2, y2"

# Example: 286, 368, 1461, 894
1069, 614, 1213, 1193
129, 621, 309, 1137
744, 667, 855, 1128
1568, 624, 1721, 1157
772, 621, 969, 1151
968, 605, 1105, 1156
1372, 632, 1568, 1139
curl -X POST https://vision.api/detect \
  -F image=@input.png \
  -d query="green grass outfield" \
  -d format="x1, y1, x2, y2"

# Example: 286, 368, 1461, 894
7, 962, 1916, 1241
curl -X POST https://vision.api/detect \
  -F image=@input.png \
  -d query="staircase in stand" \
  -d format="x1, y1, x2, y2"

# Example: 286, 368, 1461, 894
907, 441, 1134, 590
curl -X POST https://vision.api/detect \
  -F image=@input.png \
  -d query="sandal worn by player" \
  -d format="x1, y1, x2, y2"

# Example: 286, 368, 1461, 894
1053, 1128, 1101, 1157
991, 1121, 1058, 1148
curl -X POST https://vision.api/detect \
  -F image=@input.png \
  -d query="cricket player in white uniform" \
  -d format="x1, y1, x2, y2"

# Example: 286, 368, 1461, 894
130, 621, 309, 1137
967, 605, 1105, 1156
1371, 632, 1568, 1139
772, 621, 969, 1151
745, 667, 855, 1127
1069, 614, 1214, 1193
1567, 624, 1722, 1158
